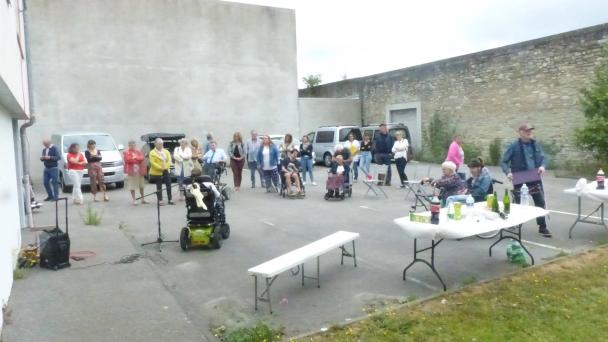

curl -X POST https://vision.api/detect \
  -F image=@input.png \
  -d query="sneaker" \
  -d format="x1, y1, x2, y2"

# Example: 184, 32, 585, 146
400, 184, 406, 188
312, 182, 317, 186
302, 181, 306, 186
168, 201, 176, 205
539, 227, 552, 238
43, 197, 52, 201
158, 201, 165, 206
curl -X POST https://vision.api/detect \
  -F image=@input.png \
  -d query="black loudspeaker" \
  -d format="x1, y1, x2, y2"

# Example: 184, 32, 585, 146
39, 198, 71, 270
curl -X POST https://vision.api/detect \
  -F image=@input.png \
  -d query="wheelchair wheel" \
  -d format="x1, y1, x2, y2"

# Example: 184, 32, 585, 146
211, 230, 223, 249
179, 227, 189, 251
221, 223, 230, 239
347, 186, 352, 198
324, 193, 330, 200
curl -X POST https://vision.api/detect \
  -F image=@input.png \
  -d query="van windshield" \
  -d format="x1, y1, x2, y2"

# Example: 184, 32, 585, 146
62, 135, 116, 152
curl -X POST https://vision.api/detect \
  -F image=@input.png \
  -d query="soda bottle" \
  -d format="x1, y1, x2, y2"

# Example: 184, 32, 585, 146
491, 191, 499, 213
520, 183, 529, 206
503, 189, 510, 215
430, 196, 440, 225
597, 169, 605, 190
466, 194, 474, 208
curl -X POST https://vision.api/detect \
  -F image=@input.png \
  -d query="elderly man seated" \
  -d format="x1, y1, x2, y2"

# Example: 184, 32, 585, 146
422, 161, 465, 205
280, 149, 303, 197
202, 141, 228, 180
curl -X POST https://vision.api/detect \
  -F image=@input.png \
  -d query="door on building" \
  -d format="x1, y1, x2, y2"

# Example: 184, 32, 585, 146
390, 108, 421, 154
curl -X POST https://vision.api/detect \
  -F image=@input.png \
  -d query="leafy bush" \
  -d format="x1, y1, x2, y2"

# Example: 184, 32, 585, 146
225, 322, 283, 342
421, 112, 456, 163
575, 44, 608, 164
461, 143, 482, 164
538, 140, 562, 169
82, 205, 103, 226
488, 138, 502, 166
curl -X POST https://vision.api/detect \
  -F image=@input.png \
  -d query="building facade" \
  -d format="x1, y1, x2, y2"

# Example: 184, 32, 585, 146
300, 23, 608, 161
26, 0, 298, 180
0, 0, 29, 332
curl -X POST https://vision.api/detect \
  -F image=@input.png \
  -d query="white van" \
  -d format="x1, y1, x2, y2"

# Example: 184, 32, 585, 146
52, 132, 125, 192
306, 125, 362, 167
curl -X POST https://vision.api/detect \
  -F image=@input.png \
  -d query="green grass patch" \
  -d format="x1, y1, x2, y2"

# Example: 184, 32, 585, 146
216, 321, 283, 342
82, 204, 103, 226
13, 268, 26, 280
303, 247, 608, 341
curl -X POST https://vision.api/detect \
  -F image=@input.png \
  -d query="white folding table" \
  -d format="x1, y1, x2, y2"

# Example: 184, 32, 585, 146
394, 203, 548, 290
563, 180, 608, 238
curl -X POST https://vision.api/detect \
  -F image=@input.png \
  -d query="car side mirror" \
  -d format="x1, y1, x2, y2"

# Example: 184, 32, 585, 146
118, 144, 125, 150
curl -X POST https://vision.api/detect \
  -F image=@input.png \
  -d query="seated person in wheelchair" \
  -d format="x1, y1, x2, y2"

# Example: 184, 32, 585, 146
184, 168, 221, 201
445, 157, 492, 204
422, 161, 465, 205
326, 155, 345, 195
333, 144, 352, 176
280, 149, 304, 197
202, 141, 228, 180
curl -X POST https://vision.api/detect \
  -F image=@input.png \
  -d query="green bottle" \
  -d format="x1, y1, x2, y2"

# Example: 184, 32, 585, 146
503, 189, 510, 215
492, 191, 499, 213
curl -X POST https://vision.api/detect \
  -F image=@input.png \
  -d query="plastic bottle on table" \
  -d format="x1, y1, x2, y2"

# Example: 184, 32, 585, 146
466, 194, 474, 208
520, 183, 530, 206
447, 200, 455, 220
430, 196, 440, 225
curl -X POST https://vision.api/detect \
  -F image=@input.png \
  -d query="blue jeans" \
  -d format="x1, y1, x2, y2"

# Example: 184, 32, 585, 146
248, 161, 263, 187
359, 151, 372, 176
43, 167, 59, 199
263, 168, 279, 189
301, 156, 314, 182
353, 160, 359, 180
445, 194, 468, 206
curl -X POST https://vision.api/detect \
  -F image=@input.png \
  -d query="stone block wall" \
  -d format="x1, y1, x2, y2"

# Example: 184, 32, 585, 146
300, 23, 608, 163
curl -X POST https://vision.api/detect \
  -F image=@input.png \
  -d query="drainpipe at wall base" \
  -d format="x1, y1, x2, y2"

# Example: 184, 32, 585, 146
20, 114, 35, 229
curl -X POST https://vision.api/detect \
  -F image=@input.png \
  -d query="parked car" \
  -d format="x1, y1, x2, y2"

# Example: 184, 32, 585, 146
361, 123, 413, 160
52, 132, 125, 193
307, 125, 362, 167
140, 133, 185, 181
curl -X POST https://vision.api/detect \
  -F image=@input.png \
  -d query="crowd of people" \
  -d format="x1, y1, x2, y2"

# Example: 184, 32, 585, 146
38, 122, 551, 237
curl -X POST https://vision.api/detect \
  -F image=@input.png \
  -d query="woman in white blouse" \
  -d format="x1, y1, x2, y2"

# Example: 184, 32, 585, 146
391, 130, 409, 188
173, 138, 193, 200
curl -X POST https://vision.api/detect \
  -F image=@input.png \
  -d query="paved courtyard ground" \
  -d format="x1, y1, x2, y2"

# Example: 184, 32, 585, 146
3, 162, 607, 341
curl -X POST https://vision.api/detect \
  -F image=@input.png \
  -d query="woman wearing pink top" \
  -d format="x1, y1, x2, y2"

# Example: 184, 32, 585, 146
445, 135, 465, 180
123, 140, 149, 205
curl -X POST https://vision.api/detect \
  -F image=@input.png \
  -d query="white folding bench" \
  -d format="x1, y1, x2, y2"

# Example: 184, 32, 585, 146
248, 230, 359, 314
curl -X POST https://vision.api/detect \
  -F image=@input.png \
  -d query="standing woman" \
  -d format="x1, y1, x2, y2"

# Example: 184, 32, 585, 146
66, 143, 86, 205
446, 135, 465, 180
256, 135, 280, 192
359, 133, 373, 177
123, 140, 148, 205
173, 138, 192, 200
190, 138, 203, 170
392, 131, 410, 188
229, 132, 246, 191
85, 139, 109, 202
299, 135, 315, 185
343, 132, 361, 182
149, 138, 174, 205
280, 134, 295, 160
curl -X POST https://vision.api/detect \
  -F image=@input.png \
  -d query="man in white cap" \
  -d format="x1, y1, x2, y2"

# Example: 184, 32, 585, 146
501, 123, 551, 237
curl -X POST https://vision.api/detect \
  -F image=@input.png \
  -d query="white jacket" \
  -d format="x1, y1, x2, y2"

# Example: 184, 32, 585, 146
392, 139, 409, 160
173, 146, 193, 177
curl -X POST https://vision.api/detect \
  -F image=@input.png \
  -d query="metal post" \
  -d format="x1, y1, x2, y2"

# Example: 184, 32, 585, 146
352, 240, 357, 267
301, 264, 305, 286
254, 276, 258, 311
317, 256, 320, 288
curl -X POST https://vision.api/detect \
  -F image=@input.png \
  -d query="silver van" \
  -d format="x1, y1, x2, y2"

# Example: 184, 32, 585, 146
307, 125, 362, 167
52, 132, 125, 192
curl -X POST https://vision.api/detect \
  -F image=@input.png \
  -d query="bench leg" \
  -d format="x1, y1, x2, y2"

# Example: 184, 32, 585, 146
266, 277, 272, 314
317, 256, 320, 288
254, 275, 258, 311
254, 275, 278, 314
301, 264, 304, 287
340, 241, 357, 267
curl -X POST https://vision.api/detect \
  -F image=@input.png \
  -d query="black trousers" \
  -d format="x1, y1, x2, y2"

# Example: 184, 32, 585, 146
513, 181, 547, 228
150, 170, 172, 201
395, 157, 408, 184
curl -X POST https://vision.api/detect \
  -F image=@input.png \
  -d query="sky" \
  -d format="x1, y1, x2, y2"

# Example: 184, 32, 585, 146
224, 0, 608, 88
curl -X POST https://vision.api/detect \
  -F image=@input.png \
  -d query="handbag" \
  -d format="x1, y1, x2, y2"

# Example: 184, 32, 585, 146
192, 159, 203, 174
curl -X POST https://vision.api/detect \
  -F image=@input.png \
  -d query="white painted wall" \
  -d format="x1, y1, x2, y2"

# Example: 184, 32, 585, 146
298, 97, 361, 135
0, 0, 28, 333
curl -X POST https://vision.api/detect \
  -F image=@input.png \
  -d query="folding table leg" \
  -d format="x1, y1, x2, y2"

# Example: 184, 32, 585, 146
402, 239, 446, 291
266, 277, 272, 314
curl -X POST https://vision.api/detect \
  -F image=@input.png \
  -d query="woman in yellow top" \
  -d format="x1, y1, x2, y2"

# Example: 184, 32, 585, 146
149, 138, 174, 205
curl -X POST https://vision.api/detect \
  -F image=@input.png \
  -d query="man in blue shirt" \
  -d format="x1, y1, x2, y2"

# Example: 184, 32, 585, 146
501, 123, 551, 237
373, 124, 394, 186
202, 141, 228, 180
40, 138, 60, 201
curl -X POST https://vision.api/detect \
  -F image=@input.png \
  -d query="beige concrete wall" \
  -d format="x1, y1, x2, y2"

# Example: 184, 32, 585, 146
298, 97, 361, 136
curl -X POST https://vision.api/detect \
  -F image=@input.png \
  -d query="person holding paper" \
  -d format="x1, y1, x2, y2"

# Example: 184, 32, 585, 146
500, 123, 551, 237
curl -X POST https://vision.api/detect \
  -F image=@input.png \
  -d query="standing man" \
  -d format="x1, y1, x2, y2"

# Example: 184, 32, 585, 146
373, 123, 394, 186
40, 138, 60, 201
501, 123, 551, 237
246, 130, 264, 188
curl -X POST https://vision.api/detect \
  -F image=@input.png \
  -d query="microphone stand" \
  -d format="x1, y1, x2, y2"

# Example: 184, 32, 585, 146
137, 184, 180, 251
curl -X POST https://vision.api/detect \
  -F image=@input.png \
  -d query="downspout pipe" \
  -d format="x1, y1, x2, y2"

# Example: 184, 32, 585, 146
20, 0, 35, 228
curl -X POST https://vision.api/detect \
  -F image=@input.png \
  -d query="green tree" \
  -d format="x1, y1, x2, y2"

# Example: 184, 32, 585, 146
302, 74, 322, 88
575, 44, 608, 162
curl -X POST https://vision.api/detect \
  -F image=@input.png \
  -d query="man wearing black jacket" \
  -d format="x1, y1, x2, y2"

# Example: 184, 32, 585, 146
40, 138, 60, 200
373, 124, 394, 186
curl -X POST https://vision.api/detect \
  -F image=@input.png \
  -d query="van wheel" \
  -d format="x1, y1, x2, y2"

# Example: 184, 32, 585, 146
60, 173, 73, 193
115, 181, 124, 189
323, 153, 332, 168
